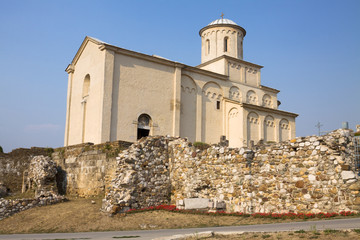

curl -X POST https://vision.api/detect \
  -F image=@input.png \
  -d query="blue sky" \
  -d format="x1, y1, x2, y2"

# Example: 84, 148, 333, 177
0, 0, 359, 153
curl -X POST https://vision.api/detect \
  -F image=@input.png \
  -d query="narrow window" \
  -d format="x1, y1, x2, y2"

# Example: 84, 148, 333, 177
224, 37, 228, 52
82, 74, 90, 97
137, 114, 151, 140
81, 74, 90, 143
216, 101, 221, 110
206, 39, 210, 54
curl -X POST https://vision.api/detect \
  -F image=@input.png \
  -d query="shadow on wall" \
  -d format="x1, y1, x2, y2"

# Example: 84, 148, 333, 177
56, 166, 67, 195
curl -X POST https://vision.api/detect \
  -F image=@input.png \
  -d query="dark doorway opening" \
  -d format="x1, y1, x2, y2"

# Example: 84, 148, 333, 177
137, 128, 150, 140
137, 114, 151, 140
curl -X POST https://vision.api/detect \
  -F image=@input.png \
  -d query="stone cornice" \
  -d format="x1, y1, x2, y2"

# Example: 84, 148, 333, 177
260, 85, 280, 93
182, 66, 228, 81
223, 97, 241, 105
99, 43, 186, 68
65, 64, 75, 74
199, 24, 246, 37
197, 55, 263, 69
241, 103, 299, 118
224, 55, 264, 69
98, 40, 228, 81
69, 36, 102, 68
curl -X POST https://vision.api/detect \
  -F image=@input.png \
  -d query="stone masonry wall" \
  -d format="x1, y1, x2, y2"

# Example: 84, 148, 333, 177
170, 129, 359, 213
102, 129, 359, 214
52, 141, 132, 197
2, 129, 357, 216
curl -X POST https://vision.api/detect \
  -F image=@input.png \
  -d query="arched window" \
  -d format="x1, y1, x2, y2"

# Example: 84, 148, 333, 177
206, 39, 210, 55
137, 114, 151, 140
82, 74, 90, 98
246, 90, 258, 105
224, 37, 228, 52
82, 74, 90, 143
279, 119, 290, 142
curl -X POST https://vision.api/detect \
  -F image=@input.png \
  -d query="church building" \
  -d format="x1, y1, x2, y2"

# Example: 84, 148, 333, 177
64, 17, 298, 148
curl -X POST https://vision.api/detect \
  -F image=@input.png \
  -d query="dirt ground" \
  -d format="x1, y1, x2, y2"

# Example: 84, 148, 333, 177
0, 197, 358, 235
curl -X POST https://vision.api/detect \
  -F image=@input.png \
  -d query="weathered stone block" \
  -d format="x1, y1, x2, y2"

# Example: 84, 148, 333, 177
341, 171, 355, 180
214, 201, 226, 209
349, 182, 360, 191
184, 198, 210, 209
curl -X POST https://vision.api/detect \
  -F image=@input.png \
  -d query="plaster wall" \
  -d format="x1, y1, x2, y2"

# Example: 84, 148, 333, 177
180, 75, 197, 142
111, 54, 175, 142
198, 58, 226, 75
225, 100, 244, 147
66, 41, 105, 145
243, 108, 296, 144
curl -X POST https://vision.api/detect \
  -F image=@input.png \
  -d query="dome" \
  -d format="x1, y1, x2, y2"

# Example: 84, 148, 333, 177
199, 17, 246, 37
208, 18, 238, 26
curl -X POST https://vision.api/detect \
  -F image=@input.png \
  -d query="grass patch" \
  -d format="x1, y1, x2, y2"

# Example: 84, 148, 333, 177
324, 229, 339, 234
193, 142, 210, 150
4, 190, 35, 200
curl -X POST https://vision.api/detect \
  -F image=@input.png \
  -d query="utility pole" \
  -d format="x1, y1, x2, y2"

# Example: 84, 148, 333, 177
315, 121, 323, 136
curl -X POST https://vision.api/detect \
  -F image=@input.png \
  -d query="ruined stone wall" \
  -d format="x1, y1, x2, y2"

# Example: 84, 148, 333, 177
0, 147, 53, 194
102, 129, 359, 214
102, 137, 172, 213
52, 141, 131, 197
0, 193, 65, 220
3, 130, 358, 215
170, 129, 359, 213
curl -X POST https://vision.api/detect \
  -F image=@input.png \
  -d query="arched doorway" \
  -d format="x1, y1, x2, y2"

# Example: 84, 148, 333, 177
137, 114, 151, 140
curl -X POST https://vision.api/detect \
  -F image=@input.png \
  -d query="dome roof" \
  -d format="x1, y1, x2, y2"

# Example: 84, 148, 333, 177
199, 17, 246, 36
208, 18, 238, 26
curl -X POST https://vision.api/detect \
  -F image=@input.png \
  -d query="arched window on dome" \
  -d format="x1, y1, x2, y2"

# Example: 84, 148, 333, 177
206, 39, 210, 55
224, 37, 228, 52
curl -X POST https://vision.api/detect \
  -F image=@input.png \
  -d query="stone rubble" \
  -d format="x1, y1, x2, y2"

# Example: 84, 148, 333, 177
0, 155, 65, 220
102, 136, 173, 214
0, 192, 65, 220
22, 155, 58, 197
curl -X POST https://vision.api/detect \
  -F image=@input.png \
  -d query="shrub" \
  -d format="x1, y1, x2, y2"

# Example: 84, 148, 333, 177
0, 146, 3, 153
45, 147, 54, 157
193, 142, 210, 150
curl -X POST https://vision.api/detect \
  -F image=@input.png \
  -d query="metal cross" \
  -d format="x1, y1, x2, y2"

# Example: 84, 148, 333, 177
221, 13, 224, 19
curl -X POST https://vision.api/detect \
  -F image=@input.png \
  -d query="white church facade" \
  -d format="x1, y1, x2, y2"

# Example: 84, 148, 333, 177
64, 17, 298, 148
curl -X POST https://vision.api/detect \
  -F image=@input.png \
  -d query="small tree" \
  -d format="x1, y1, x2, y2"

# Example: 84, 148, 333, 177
0, 146, 3, 153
